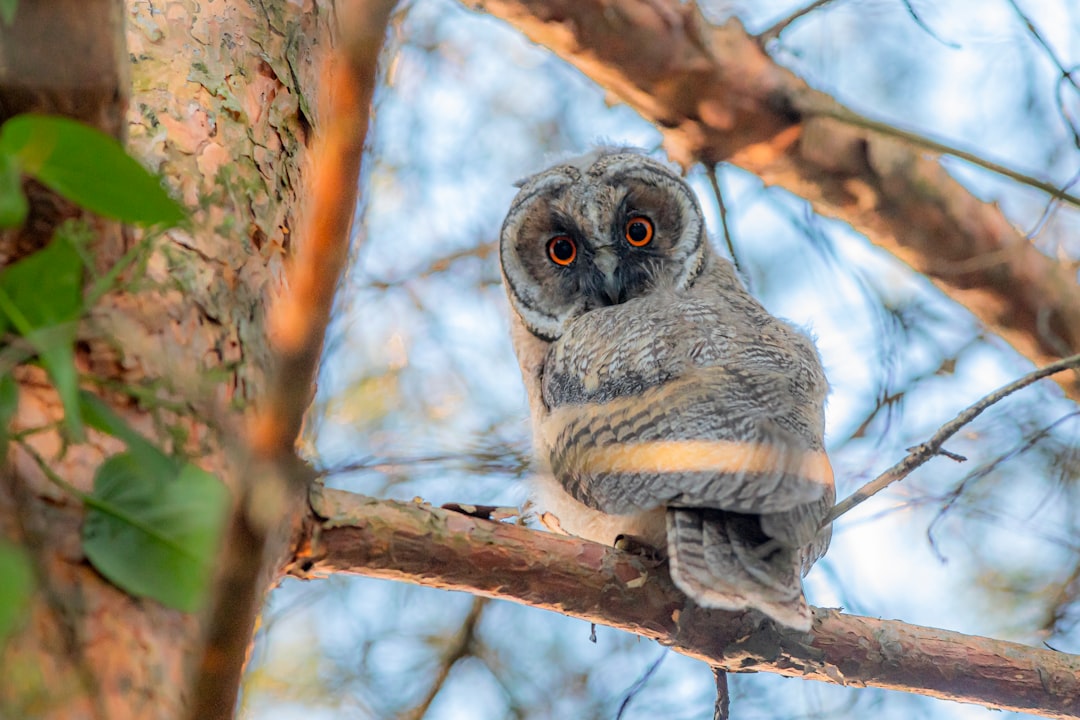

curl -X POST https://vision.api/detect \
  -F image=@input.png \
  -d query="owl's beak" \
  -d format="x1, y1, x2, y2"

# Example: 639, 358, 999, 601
593, 248, 622, 305
601, 275, 622, 305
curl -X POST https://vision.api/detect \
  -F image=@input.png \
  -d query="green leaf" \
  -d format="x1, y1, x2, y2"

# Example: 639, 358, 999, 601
0, 152, 27, 228
0, 114, 185, 227
82, 454, 229, 612
0, 229, 82, 328
0, 0, 16, 26
0, 542, 33, 642
78, 391, 178, 481
0, 233, 85, 438
0, 373, 16, 463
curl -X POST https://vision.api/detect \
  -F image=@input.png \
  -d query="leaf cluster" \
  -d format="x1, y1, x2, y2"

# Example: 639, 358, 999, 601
0, 115, 226, 641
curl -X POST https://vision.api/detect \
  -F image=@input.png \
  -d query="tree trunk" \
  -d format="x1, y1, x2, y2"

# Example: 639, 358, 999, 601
0, 1, 325, 717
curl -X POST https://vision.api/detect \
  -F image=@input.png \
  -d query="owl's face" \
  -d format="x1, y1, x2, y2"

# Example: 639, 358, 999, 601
500, 149, 709, 341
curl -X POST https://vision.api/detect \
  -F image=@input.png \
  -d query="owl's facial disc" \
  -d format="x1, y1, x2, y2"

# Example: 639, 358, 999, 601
500, 150, 709, 341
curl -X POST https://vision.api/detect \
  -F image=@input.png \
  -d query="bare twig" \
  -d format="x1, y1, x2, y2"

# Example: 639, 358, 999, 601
1005, 0, 1080, 238
899, 0, 960, 49
712, 668, 730, 720
803, 102, 1080, 210
758, 0, 841, 44
826, 352, 1080, 525
704, 164, 744, 280
1006, 0, 1079, 95
615, 650, 667, 720
399, 597, 487, 720
925, 410, 1080, 561
365, 242, 497, 290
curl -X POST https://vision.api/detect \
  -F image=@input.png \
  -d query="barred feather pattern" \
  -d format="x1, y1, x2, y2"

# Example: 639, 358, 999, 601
535, 261, 833, 630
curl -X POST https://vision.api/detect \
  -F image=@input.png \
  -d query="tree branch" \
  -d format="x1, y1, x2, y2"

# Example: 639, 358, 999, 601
187, 2, 397, 718
460, 0, 1080, 400
297, 488, 1080, 719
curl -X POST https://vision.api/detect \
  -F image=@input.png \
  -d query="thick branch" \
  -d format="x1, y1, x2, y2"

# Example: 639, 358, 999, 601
461, 0, 1080, 400
298, 488, 1080, 719
187, 2, 396, 718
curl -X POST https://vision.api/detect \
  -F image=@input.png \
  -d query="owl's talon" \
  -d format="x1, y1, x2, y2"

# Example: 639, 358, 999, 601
614, 534, 664, 563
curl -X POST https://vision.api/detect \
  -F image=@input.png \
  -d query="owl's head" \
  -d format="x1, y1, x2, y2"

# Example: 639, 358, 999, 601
499, 148, 709, 341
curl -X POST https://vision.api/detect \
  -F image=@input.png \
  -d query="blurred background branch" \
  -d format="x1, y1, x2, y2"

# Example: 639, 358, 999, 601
461, 0, 1080, 400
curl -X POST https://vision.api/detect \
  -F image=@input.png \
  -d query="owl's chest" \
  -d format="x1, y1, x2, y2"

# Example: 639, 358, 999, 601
540, 295, 739, 409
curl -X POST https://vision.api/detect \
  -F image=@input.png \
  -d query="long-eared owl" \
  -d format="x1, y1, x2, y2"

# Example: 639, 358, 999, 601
499, 148, 833, 630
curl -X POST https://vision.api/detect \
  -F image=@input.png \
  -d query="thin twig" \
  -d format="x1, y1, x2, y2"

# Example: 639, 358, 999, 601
758, 0, 840, 44
712, 668, 730, 720
825, 352, 1080, 525
1005, 0, 1080, 237
704, 163, 744, 280
1024, 166, 1080, 241
924, 410, 1080, 561
900, 0, 960, 49
787, 9, 1080, 207
804, 103, 1080, 210
364, 242, 497, 290
767, 1, 1080, 214
1006, 0, 1079, 94
615, 650, 667, 720
399, 597, 487, 720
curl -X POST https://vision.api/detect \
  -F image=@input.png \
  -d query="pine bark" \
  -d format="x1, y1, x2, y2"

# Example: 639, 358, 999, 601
302, 489, 1080, 720
0, 1, 324, 717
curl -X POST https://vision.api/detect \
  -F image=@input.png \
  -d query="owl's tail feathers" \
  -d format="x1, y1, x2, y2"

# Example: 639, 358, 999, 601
666, 508, 811, 631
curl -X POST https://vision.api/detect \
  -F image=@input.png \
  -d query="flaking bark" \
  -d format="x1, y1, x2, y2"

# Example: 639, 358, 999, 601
0, 1, 325, 717
301, 488, 1080, 719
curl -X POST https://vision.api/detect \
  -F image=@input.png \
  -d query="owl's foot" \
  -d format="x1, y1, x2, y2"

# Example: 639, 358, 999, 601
614, 533, 665, 564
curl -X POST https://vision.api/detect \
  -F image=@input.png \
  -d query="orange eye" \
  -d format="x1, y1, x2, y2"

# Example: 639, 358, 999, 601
625, 216, 654, 247
547, 235, 577, 266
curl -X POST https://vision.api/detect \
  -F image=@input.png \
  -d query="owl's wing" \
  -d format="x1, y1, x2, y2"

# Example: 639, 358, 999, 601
540, 362, 833, 631
536, 279, 833, 630
540, 367, 833, 520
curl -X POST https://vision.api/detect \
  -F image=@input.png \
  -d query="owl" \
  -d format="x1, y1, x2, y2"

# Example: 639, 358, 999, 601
498, 148, 834, 631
